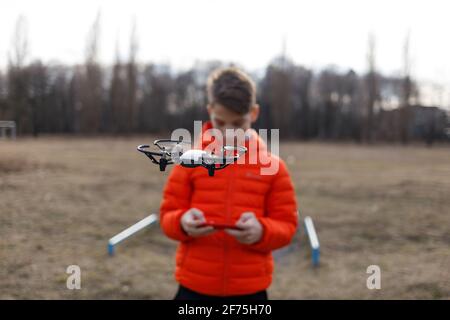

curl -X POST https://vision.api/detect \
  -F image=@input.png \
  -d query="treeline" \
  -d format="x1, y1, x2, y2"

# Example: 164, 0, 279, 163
0, 16, 448, 144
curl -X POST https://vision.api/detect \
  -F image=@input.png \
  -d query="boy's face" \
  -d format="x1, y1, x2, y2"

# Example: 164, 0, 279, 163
207, 103, 259, 134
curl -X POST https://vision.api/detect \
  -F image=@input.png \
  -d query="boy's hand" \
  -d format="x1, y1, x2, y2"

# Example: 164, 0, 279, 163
181, 208, 215, 237
225, 212, 263, 245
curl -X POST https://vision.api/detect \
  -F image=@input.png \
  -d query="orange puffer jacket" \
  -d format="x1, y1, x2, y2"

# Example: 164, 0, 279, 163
159, 121, 298, 296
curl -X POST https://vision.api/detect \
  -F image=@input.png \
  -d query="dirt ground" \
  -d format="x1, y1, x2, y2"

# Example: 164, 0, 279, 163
1, 137, 449, 299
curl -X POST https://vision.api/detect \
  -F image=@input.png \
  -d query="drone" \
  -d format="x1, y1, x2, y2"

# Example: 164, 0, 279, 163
137, 138, 247, 176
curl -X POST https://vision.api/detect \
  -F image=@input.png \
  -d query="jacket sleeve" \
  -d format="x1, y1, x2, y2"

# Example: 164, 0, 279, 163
247, 159, 298, 253
159, 165, 194, 242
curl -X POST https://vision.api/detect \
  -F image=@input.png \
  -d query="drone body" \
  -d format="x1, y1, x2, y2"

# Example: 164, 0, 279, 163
137, 139, 247, 176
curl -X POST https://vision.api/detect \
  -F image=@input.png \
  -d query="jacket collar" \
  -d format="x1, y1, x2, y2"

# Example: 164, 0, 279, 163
196, 120, 269, 163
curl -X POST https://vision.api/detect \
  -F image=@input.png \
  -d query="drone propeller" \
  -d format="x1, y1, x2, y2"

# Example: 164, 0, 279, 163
154, 138, 191, 152
137, 138, 191, 171
136, 145, 165, 165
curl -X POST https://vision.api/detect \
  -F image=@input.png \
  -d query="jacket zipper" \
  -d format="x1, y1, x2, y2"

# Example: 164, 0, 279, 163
223, 164, 234, 295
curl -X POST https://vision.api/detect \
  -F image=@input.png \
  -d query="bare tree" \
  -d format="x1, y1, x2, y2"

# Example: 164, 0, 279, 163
316, 68, 340, 140
7, 15, 30, 134
364, 32, 379, 143
126, 17, 139, 132
281, 64, 313, 139
85, 11, 101, 66
79, 11, 104, 133
48, 65, 74, 133
1, 15, 447, 142
9, 15, 29, 68
261, 57, 293, 138
399, 31, 413, 144
0, 71, 7, 119
109, 39, 127, 133
27, 60, 49, 136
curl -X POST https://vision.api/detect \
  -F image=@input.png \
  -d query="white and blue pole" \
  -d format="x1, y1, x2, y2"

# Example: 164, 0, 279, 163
304, 216, 320, 267
108, 213, 159, 256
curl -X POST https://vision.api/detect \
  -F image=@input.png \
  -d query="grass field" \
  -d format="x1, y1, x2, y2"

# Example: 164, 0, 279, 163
1, 137, 449, 299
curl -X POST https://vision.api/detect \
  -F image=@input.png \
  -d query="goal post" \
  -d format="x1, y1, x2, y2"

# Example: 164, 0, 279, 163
108, 213, 159, 256
0, 121, 16, 140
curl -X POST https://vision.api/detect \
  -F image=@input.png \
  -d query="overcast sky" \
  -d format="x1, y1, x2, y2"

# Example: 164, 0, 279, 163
1, 0, 450, 101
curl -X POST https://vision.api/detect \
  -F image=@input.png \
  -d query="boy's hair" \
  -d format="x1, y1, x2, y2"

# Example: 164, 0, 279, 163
206, 67, 256, 115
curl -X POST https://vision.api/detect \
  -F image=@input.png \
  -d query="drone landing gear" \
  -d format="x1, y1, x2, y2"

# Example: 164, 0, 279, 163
159, 158, 168, 171
207, 165, 215, 177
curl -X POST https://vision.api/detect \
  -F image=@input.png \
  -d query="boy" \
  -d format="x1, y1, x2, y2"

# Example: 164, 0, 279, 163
159, 67, 298, 300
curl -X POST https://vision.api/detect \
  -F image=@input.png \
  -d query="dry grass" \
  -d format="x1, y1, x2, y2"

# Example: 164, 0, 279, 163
1, 137, 449, 299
